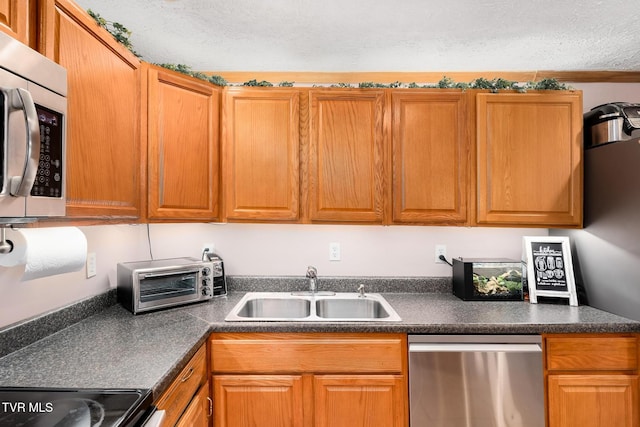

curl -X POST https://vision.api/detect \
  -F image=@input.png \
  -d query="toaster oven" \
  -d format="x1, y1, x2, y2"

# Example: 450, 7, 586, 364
117, 256, 226, 314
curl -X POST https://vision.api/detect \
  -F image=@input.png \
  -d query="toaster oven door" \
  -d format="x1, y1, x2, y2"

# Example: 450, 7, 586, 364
136, 269, 201, 312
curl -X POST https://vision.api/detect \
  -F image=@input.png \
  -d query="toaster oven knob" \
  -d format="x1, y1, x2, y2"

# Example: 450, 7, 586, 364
202, 277, 212, 287
202, 286, 212, 297
202, 267, 211, 276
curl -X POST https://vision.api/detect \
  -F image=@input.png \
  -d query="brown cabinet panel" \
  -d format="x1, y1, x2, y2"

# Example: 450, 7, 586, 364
222, 88, 300, 221
547, 374, 638, 427
156, 346, 208, 427
39, 0, 143, 218
213, 375, 305, 427
314, 375, 406, 427
308, 90, 385, 223
546, 336, 638, 371
210, 333, 407, 427
210, 332, 405, 374
0, 0, 33, 46
175, 382, 212, 427
544, 334, 640, 427
147, 65, 220, 220
476, 92, 583, 227
390, 90, 470, 224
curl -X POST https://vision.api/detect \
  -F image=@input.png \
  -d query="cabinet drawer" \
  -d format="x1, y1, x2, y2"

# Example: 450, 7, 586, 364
210, 333, 406, 374
545, 335, 638, 371
156, 345, 207, 427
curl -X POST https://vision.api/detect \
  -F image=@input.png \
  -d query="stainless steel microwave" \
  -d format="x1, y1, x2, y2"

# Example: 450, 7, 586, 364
117, 257, 227, 314
0, 31, 67, 223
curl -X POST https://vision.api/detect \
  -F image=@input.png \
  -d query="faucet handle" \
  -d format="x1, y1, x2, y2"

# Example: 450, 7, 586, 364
357, 284, 365, 297
306, 265, 317, 278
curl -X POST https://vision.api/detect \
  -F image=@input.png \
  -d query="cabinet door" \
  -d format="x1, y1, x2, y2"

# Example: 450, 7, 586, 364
156, 345, 208, 427
314, 375, 405, 427
222, 88, 299, 221
175, 382, 212, 427
0, 0, 33, 46
547, 374, 638, 427
147, 65, 220, 220
213, 375, 305, 427
391, 90, 469, 224
308, 90, 385, 223
39, 0, 143, 219
476, 92, 583, 227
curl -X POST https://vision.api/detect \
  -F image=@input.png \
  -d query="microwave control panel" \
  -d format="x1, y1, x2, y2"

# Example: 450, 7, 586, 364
31, 104, 63, 198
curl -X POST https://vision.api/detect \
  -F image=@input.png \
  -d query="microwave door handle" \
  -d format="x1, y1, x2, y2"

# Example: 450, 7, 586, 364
9, 88, 40, 197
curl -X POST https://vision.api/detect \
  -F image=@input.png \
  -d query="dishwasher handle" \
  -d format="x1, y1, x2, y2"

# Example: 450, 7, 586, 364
409, 343, 542, 353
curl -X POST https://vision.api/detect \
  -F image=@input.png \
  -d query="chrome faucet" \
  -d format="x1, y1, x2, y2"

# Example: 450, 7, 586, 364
306, 266, 318, 294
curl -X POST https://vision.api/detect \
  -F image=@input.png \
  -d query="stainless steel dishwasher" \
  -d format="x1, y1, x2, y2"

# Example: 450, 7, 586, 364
409, 335, 544, 427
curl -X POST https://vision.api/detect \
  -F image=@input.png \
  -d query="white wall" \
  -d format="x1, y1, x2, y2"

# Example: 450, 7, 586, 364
0, 222, 546, 328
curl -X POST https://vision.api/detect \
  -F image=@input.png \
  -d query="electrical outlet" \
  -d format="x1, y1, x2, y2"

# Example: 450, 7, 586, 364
329, 242, 341, 261
86, 252, 97, 278
201, 243, 215, 256
435, 244, 447, 264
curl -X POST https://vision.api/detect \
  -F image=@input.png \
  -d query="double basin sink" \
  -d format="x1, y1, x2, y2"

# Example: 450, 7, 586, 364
225, 292, 402, 322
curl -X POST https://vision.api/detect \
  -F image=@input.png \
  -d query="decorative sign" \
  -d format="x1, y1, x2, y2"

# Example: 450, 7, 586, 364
522, 236, 578, 306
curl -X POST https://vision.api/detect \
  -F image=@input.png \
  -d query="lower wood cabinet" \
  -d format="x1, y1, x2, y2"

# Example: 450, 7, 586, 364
209, 332, 408, 427
213, 375, 304, 427
156, 344, 209, 427
544, 334, 639, 427
175, 380, 212, 427
314, 375, 405, 427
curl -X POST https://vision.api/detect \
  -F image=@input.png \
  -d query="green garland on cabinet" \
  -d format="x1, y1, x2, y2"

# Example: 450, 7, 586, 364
87, 9, 228, 87
87, 9, 569, 92
87, 10, 141, 58
336, 76, 570, 92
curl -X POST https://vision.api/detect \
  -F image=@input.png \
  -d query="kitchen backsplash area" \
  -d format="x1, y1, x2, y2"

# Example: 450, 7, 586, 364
0, 222, 545, 329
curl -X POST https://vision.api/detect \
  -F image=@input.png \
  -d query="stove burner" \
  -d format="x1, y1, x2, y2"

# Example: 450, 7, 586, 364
0, 388, 152, 427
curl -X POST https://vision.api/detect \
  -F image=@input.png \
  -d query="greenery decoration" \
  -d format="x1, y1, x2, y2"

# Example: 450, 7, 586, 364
243, 79, 274, 87
278, 81, 295, 87
87, 9, 141, 58
154, 63, 228, 87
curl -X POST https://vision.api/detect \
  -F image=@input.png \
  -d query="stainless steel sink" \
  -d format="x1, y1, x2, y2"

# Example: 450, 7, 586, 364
315, 298, 390, 319
225, 292, 401, 322
235, 297, 311, 319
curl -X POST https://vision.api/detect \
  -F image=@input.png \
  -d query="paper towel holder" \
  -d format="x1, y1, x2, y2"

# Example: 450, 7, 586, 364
0, 226, 13, 254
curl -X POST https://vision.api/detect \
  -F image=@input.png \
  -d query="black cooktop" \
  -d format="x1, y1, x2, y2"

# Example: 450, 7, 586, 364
0, 387, 153, 427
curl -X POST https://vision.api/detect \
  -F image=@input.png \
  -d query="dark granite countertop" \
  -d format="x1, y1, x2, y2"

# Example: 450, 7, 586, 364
0, 289, 638, 401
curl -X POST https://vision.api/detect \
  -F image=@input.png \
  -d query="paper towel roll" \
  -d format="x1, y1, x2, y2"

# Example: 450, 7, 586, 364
0, 227, 87, 281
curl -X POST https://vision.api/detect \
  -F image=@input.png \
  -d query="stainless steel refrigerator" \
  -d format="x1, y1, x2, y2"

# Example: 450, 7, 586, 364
555, 137, 640, 321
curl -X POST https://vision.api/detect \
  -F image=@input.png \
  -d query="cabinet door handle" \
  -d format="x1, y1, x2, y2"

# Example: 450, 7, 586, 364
180, 367, 194, 382
207, 396, 213, 417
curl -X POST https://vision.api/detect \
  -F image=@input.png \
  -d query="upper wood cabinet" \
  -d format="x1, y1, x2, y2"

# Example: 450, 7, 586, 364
390, 90, 470, 225
147, 64, 220, 221
0, 0, 34, 47
476, 91, 583, 227
38, 0, 144, 219
222, 87, 300, 221
308, 89, 385, 223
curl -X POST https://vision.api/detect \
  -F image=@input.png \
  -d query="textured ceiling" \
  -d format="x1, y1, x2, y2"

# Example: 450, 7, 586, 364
75, 0, 640, 73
